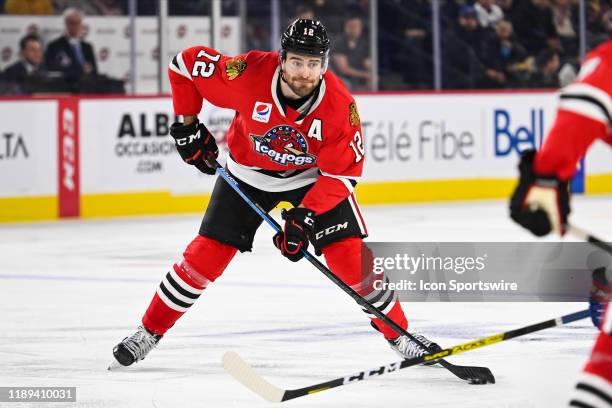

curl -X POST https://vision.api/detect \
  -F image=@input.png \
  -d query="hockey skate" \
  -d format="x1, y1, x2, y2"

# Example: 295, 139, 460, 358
108, 326, 162, 370
389, 332, 443, 365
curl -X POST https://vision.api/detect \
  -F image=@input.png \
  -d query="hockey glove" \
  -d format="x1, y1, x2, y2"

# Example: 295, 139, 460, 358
589, 267, 611, 329
509, 149, 570, 236
273, 207, 315, 262
170, 120, 219, 175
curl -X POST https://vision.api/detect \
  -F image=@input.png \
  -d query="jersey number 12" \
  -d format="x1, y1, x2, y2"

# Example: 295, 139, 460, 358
192, 50, 221, 78
349, 131, 365, 162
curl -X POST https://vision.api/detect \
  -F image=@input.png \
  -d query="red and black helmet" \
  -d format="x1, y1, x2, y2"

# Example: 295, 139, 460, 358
280, 19, 330, 72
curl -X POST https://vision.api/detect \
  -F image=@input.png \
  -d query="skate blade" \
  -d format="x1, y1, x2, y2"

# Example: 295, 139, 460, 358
107, 359, 124, 371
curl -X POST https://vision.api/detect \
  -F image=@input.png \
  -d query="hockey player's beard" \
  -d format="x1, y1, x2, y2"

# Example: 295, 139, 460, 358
281, 70, 320, 98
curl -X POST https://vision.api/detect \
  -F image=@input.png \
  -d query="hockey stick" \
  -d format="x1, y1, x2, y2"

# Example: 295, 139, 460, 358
205, 158, 494, 384
223, 309, 590, 402
566, 224, 612, 255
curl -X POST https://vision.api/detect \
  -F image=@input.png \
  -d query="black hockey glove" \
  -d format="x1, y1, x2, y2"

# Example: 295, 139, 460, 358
509, 149, 570, 236
273, 207, 315, 262
170, 120, 219, 175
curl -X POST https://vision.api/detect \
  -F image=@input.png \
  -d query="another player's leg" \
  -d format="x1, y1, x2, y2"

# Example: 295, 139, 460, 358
568, 303, 612, 407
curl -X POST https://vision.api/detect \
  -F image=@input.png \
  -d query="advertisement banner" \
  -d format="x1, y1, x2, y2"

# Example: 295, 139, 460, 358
79, 98, 234, 195
0, 100, 57, 197
356, 92, 560, 182
58, 98, 80, 217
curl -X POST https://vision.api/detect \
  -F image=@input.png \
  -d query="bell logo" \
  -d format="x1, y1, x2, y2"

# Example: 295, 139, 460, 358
494, 109, 545, 156
252, 102, 272, 123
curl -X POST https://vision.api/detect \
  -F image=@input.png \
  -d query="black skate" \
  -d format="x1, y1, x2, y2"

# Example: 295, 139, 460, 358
388, 333, 443, 366
108, 326, 162, 369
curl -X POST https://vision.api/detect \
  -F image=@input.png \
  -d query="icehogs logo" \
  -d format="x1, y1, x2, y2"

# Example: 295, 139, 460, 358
252, 125, 316, 166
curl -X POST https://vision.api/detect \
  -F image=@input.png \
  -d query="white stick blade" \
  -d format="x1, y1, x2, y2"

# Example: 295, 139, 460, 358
222, 351, 285, 403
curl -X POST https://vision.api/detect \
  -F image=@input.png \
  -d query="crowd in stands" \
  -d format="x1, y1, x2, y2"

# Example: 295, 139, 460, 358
0, 0, 240, 16
0, 0, 610, 93
402, 0, 611, 90
0, 7, 124, 94
283, 0, 611, 90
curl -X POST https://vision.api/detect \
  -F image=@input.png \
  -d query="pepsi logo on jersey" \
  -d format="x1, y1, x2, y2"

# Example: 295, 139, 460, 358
251, 125, 316, 166
252, 102, 273, 123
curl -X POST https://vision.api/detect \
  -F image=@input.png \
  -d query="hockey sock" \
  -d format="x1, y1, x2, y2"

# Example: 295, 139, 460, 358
322, 237, 408, 340
569, 331, 612, 406
583, 328, 612, 383
142, 235, 237, 335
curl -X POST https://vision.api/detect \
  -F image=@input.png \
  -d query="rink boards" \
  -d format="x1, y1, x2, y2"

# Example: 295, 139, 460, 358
1, 92, 611, 221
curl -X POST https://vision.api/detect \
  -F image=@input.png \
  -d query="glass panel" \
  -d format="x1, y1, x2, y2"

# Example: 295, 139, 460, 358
245, 0, 273, 51
436, 0, 584, 90
586, 0, 610, 51
378, 0, 433, 89
0, 3, 128, 95
280, 1, 374, 91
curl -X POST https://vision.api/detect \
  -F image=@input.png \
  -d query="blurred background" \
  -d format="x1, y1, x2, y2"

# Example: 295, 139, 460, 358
0, 0, 610, 95
0, 0, 610, 223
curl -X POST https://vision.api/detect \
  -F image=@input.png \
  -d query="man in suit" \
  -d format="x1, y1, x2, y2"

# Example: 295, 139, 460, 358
4, 34, 44, 85
44, 7, 97, 80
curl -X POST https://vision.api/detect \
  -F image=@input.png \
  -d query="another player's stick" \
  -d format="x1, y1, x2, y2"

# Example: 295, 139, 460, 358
205, 157, 494, 385
567, 224, 612, 254
222, 309, 590, 402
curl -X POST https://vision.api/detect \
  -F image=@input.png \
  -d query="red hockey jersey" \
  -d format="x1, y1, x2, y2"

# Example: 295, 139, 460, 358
535, 40, 612, 179
168, 46, 364, 215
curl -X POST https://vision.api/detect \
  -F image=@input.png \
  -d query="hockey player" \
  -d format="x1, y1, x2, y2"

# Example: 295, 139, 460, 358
509, 40, 612, 407
111, 19, 440, 368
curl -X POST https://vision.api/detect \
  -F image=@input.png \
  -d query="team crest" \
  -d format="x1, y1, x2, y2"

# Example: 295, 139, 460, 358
225, 57, 247, 80
251, 125, 316, 166
349, 102, 360, 127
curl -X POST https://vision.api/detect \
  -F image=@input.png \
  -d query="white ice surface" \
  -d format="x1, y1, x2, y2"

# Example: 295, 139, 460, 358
1, 196, 612, 408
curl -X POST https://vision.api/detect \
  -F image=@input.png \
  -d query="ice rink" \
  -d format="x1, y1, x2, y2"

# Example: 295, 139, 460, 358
2, 195, 611, 407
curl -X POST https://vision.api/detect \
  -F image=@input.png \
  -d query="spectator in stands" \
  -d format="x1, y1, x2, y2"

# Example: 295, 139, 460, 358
3, 34, 45, 87
442, 5, 489, 88
550, 0, 578, 58
294, 0, 346, 36
44, 8, 97, 80
474, 0, 504, 28
452, 5, 490, 57
481, 19, 531, 87
530, 48, 560, 88
4, 0, 53, 14
53, 0, 101, 15
398, 0, 432, 89
497, 0, 516, 15
512, 0, 561, 55
295, 4, 315, 20
586, 0, 612, 48
333, 15, 372, 90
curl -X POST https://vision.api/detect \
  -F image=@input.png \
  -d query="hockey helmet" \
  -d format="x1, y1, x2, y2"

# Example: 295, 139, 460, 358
280, 19, 330, 72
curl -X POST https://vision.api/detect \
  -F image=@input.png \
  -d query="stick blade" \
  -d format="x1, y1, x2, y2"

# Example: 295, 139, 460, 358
222, 351, 285, 403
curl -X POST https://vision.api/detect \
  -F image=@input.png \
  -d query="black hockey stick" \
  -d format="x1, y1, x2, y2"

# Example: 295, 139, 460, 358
223, 309, 590, 402
205, 157, 494, 385
567, 224, 612, 254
